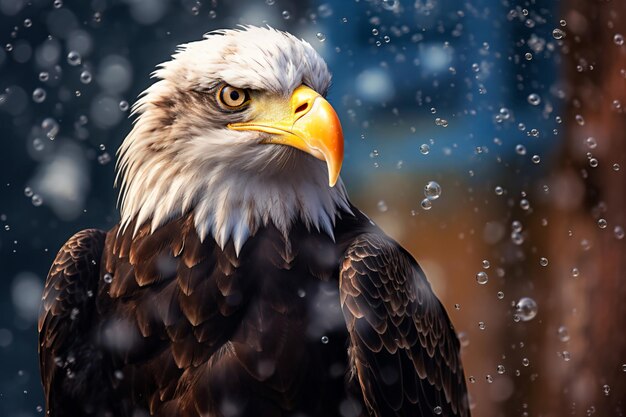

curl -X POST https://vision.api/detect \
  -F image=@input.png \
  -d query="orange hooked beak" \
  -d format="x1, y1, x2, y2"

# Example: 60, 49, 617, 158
228, 85, 344, 187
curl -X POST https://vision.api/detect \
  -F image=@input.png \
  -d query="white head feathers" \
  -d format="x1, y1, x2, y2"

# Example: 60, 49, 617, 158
116, 26, 351, 254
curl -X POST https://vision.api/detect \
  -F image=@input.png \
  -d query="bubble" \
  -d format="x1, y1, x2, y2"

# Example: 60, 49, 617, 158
552, 28, 565, 39
539, 257, 548, 267
434, 118, 449, 127
527, 93, 541, 106
67, 50, 81, 66
41, 118, 59, 139
281, 10, 290, 19
614, 34, 624, 46
39, 72, 49, 82
478, 321, 486, 330
97, 153, 111, 165
476, 271, 488, 285
53, 0, 63, 7
497, 365, 505, 374
377, 200, 388, 212
512, 220, 523, 233
31, 194, 43, 206
613, 163, 620, 171
558, 325, 570, 342
381, 0, 399, 11
24, 18, 32, 28
424, 181, 442, 200
515, 144, 527, 155
515, 297, 538, 322
24, 187, 33, 197
468, 376, 475, 383
575, 114, 585, 125
32, 88, 46, 103
420, 198, 432, 210
265, 0, 275, 4
614, 226, 625, 239
497, 291, 504, 300
598, 218, 607, 229
33, 138, 44, 151
585, 137, 597, 149
495, 186, 504, 195
419, 144, 430, 154
531, 155, 541, 164
482, 260, 490, 269
321, 335, 329, 344
80, 70, 92, 84
603, 384, 610, 396
560, 19, 567, 26
103, 273, 113, 284
119, 100, 129, 111
520, 199, 530, 210
522, 358, 530, 367
571, 267, 580, 277
316, 32, 326, 42
589, 158, 598, 168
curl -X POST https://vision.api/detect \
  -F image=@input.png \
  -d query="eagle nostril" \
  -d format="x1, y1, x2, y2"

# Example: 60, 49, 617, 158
295, 102, 309, 115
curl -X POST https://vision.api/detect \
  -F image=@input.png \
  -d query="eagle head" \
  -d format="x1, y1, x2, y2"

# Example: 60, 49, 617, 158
116, 26, 351, 254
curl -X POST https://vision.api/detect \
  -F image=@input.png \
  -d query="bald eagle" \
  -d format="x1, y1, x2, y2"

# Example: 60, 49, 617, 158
39, 27, 470, 417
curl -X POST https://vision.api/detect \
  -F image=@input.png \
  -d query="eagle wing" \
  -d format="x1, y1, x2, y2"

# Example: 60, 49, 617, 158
38, 228, 108, 415
339, 233, 470, 417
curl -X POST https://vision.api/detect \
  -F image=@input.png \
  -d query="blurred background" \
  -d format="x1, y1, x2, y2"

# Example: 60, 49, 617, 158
1, 0, 625, 416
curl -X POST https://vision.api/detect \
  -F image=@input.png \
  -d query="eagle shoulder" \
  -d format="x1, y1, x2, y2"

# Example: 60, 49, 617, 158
339, 231, 470, 417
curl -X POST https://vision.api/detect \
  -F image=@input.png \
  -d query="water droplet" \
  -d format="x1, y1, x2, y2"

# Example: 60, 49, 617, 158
478, 321, 486, 330
589, 158, 598, 168
560, 19, 567, 27
614, 34, 624, 46
482, 260, 490, 269
497, 365, 505, 374
603, 384, 610, 396
495, 186, 504, 195
469, 376, 476, 383
515, 144, 527, 155
377, 200, 388, 212
103, 273, 113, 284
527, 93, 541, 106
614, 226, 624, 239
497, 291, 504, 300
433, 406, 442, 415
424, 181, 442, 200
67, 51, 82, 66
476, 271, 488, 285
33, 138, 44, 151
32, 194, 43, 206
53, 0, 63, 7
419, 144, 430, 155
575, 114, 585, 125
520, 199, 530, 210
613, 163, 620, 171
420, 198, 432, 210
80, 70, 92, 84
321, 335, 329, 344
531, 155, 541, 164
515, 297, 538, 322
97, 153, 111, 165
281, 10, 290, 19
558, 325, 570, 342
539, 257, 549, 267
522, 358, 530, 367
381, 0, 399, 11
24, 187, 33, 197
552, 28, 566, 40
41, 118, 59, 139
585, 137, 598, 149
316, 32, 326, 42
24, 18, 32, 28
265, 0, 275, 5
571, 267, 580, 277
119, 100, 129, 111
486, 374, 493, 383
598, 218, 607, 229
32, 88, 46, 103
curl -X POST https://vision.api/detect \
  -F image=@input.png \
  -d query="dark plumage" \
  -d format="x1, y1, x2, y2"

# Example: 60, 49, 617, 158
39, 208, 469, 417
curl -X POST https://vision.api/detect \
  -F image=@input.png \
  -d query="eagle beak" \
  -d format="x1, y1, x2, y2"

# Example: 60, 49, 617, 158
228, 85, 344, 187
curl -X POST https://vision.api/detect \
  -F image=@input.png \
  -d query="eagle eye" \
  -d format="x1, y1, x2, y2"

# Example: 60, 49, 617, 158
217, 85, 250, 110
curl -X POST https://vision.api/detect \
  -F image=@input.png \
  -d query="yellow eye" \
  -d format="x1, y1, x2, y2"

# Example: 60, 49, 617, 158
217, 85, 249, 109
